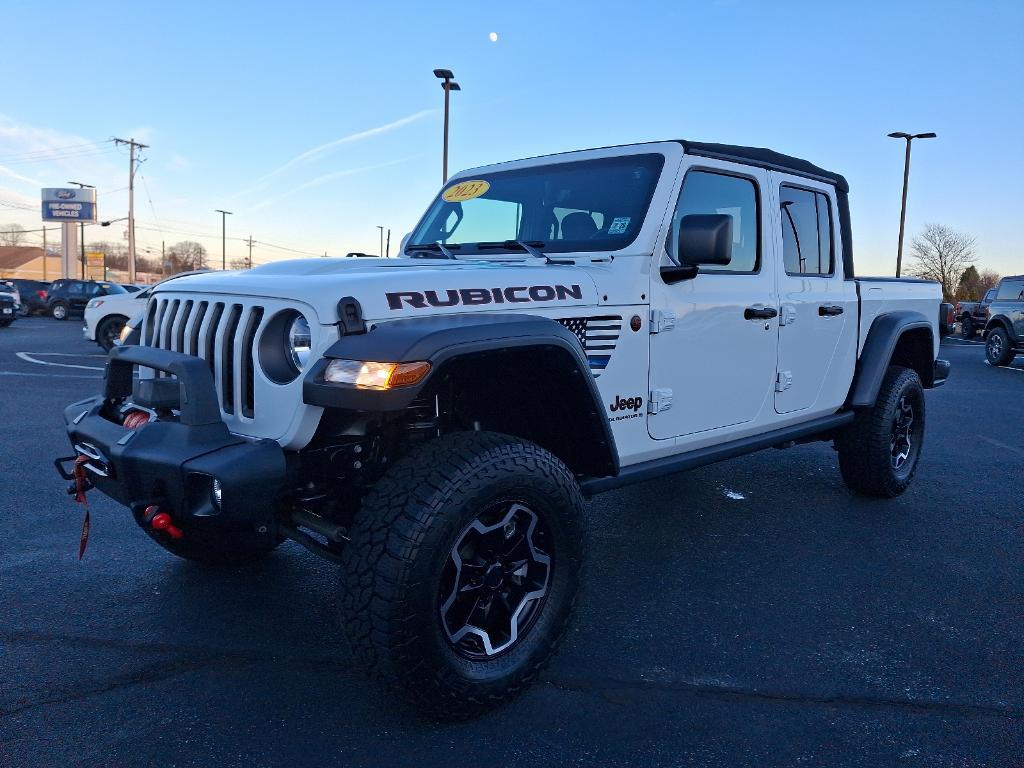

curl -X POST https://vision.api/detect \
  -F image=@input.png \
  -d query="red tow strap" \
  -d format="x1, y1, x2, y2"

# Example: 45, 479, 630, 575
73, 455, 91, 560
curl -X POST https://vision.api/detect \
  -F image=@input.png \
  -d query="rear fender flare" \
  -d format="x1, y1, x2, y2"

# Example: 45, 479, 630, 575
847, 311, 934, 408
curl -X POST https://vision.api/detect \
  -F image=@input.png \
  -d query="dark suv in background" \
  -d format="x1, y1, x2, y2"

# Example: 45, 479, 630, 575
45, 279, 128, 320
9, 278, 51, 316
984, 275, 1024, 366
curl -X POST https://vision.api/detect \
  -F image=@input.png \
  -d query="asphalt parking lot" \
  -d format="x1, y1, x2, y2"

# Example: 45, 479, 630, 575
1, 316, 1022, 767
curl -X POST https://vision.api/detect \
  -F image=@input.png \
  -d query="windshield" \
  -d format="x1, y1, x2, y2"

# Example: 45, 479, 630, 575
408, 154, 665, 256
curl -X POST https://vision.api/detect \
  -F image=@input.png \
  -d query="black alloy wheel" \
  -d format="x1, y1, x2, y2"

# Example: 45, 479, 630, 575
439, 500, 553, 659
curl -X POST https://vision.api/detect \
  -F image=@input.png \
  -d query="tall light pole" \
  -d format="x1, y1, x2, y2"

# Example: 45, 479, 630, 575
67, 181, 94, 279
376, 225, 384, 257
433, 68, 461, 183
888, 131, 936, 277
215, 209, 232, 270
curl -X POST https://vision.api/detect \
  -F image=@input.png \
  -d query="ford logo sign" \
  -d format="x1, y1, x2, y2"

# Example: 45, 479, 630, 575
55, 190, 74, 199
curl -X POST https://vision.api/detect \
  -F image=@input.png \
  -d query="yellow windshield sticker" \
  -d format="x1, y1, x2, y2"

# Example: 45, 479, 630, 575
442, 180, 490, 203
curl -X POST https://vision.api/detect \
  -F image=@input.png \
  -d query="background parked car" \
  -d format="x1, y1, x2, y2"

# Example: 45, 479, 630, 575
0, 280, 22, 319
84, 287, 150, 350
983, 275, 1024, 366
45, 279, 128, 320
9, 278, 50, 316
955, 288, 995, 338
0, 291, 16, 327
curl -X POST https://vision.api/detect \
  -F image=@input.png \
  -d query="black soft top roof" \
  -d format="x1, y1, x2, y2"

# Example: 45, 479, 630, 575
679, 141, 849, 193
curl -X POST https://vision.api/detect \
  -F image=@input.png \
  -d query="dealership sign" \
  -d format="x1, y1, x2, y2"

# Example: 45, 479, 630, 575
41, 187, 97, 222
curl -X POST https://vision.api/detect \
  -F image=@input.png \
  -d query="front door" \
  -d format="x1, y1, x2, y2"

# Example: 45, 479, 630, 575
770, 176, 858, 415
648, 163, 778, 440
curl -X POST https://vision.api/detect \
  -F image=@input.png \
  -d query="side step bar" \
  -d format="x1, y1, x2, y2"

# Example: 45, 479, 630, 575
580, 412, 854, 497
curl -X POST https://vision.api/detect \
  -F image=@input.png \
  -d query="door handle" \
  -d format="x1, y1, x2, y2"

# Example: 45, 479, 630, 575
818, 305, 844, 317
744, 306, 779, 320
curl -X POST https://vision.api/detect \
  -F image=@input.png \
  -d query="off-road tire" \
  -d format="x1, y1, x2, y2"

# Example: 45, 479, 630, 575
960, 316, 974, 338
51, 301, 69, 320
142, 525, 280, 566
836, 365, 925, 498
97, 315, 127, 351
986, 327, 1014, 366
0, 319, 12, 328
339, 431, 586, 720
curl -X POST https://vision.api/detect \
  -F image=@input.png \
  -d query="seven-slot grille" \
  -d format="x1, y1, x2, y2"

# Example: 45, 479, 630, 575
557, 315, 622, 378
142, 296, 265, 420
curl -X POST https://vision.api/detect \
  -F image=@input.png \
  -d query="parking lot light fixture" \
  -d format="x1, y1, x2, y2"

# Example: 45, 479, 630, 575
433, 69, 461, 183
888, 131, 937, 277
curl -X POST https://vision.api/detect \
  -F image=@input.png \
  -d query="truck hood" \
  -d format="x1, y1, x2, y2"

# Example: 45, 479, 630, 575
153, 257, 601, 323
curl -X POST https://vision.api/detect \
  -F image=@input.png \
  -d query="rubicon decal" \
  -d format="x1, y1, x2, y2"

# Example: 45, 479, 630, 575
386, 284, 583, 310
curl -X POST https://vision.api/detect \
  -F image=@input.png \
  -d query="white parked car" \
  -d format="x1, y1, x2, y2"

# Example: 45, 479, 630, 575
84, 289, 149, 350
61, 139, 950, 718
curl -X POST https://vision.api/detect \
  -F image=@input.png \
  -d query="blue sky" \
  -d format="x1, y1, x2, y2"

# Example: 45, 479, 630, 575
1, 0, 1021, 275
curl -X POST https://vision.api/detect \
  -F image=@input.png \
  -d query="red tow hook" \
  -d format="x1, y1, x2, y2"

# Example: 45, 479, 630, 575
146, 506, 184, 539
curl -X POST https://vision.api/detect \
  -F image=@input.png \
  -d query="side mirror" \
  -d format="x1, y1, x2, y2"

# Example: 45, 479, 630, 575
678, 214, 733, 266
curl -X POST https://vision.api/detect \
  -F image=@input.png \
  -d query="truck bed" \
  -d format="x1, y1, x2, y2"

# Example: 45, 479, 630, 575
855, 277, 943, 358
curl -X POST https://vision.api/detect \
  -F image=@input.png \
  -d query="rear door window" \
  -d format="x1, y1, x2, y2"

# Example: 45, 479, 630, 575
779, 185, 833, 276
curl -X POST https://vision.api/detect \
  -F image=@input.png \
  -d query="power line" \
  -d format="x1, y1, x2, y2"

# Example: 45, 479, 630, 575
0, 139, 115, 163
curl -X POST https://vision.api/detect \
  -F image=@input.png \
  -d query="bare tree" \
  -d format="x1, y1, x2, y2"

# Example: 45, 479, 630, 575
978, 269, 1001, 295
0, 223, 26, 246
166, 241, 208, 273
228, 257, 249, 271
908, 223, 977, 301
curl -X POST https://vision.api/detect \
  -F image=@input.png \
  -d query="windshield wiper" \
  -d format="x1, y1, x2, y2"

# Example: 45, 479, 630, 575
406, 242, 461, 259
475, 240, 574, 265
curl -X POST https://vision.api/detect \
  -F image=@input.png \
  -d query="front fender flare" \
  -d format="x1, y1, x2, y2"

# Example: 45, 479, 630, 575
302, 312, 618, 471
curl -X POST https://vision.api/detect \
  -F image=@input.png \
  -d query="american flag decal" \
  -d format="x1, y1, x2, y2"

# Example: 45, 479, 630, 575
557, 315, 623, 378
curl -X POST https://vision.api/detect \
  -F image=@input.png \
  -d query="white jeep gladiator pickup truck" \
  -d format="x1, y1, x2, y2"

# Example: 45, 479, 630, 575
59, 140, 950, 718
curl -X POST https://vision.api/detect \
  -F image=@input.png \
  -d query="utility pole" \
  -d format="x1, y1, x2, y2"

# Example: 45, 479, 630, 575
887, 131, 936, 277
242, 234, 256, 269
214, 209, 233, 270
68, 181, 94, 278
433, 69, 461, 182
42, 226, 47, 280
113, 138, 149, 283
385, 228, 391, 258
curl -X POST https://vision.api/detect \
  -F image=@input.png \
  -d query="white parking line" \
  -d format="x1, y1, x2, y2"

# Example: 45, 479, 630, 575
978, 436, 1024, 457
983, 360, 1024, 374
15, 352, 105, 371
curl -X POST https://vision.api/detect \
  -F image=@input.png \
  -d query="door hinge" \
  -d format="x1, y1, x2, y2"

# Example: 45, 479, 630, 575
779, 304, 798, 326
648, 388, 673, 414
775, 371, 793, 392
649, 309, 676, 333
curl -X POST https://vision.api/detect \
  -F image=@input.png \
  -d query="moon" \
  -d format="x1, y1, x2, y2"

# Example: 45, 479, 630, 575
488, 32, 498, 42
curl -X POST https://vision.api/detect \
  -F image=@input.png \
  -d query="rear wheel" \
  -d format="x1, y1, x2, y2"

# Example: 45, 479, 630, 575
836, 366, 925, 498
339, 431, 585, 720
986, 327, 1014, 366
51, 301, 69, 320
960, 316, 974, 338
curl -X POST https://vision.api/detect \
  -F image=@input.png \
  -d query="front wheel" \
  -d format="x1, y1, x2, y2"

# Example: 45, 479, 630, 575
51, 301, 69, 321
836, 366, 925, 498
339, 432, 586, 720
986, 327, 1014, 366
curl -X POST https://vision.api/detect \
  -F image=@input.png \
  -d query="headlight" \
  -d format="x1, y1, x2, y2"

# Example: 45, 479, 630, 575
87, 299, 103, 309
286, 314, 312, 370
324, 359, 431, 389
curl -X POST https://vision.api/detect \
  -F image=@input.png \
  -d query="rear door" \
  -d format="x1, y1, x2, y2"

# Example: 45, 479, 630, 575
770, 175, 857, 415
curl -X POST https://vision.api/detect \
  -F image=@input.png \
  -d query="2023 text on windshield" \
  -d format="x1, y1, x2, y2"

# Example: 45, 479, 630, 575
407, 154, 665, 256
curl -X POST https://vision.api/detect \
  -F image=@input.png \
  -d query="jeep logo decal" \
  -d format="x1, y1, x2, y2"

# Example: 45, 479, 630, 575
610, 395, 643, 413
386, 284, 583, 310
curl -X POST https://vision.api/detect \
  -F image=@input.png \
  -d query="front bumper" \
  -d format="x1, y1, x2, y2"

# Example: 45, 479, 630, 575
59, 345, 286, 533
